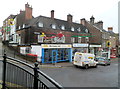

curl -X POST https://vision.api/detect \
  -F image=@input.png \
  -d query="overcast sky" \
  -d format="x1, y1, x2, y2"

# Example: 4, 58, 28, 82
0, 0, 118, 33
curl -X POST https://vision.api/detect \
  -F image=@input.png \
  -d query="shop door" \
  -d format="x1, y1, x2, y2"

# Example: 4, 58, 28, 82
52, 50, 58, 63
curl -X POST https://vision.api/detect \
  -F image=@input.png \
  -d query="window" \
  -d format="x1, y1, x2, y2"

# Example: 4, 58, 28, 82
78, 37, 81, 43
19, 26, 21, 29
71, 37, 75, 43
85, 29, 88, 33
77, 27, 81, 32
86, 37, 89, 42
51, 24, 56, 29
61, 25, 65, 30
71, 27, 75, 31
23, 24, 25, 28
37, 22, 43, 27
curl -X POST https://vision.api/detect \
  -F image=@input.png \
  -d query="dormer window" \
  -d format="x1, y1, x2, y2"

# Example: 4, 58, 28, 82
23, 24, 25, 28
61, 25, 65, 30
77, 27, 81, 32
85, 29, 88, 33
52, 24, 56, 29
71, 27, 74, 31
37, 22, 43, 27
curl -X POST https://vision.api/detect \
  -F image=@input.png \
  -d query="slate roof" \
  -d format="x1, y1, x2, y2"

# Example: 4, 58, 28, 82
26, 15, 89, 33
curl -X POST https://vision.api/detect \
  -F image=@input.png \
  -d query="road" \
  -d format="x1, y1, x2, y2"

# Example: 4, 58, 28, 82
40, 59, 118, 88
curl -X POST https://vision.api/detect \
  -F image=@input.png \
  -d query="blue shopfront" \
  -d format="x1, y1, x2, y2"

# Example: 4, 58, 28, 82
31, 44, 72, 63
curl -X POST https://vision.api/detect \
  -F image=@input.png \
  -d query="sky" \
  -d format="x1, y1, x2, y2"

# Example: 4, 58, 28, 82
0, 0, 118, 33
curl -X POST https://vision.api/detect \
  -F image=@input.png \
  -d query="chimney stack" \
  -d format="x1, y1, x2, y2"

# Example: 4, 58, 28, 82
67, 14, 73, 23
90, 16, 95, 24
51, 10, 54, 19
25, 2, 32, 20
80, 18, 86, 26
108, 27, 113, 32
96, 21, 103, 29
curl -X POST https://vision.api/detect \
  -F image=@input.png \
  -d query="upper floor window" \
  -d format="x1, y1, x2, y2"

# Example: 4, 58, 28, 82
78, 37, 81, 43
37, 22, 43, 27
51, 24, 56, 29
23, 24, 25, 28
77, 27, 81, 32
19, 26, 21, 29
86, 37, 89, 42
71, 37, 75, 43
61, 25, 65, 30
85, 29, 88, 33
71, 27, 75, 31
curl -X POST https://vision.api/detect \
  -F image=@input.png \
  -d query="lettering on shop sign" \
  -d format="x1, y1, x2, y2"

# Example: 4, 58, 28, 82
41, 44, 72, 48
49, 45, 61, 47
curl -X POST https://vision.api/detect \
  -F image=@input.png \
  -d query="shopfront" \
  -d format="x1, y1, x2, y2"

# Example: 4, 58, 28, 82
41, 44, 72, 63
72, 43, 89, 54
89, 45, 102, 56
31, 44, 72, 63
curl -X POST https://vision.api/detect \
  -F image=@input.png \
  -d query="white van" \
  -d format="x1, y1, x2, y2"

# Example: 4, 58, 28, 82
73, 52, 98, 69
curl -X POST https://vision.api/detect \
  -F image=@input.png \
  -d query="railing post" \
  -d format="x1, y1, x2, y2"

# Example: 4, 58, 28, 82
2, 51, 7, 89
34, 62, 39, 89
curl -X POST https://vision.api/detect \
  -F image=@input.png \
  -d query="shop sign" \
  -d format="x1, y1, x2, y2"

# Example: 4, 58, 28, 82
73, 43, 88, 47
90, 45, 101, 47
41, 44, 72, 48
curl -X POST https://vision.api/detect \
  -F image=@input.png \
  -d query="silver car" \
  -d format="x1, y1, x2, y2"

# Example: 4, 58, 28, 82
95, 57, 110, 66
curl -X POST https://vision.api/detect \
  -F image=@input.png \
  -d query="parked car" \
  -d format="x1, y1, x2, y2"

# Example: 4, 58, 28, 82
95, 57, 110, 66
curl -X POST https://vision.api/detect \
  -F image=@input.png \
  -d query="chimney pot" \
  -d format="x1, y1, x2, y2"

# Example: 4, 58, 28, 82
108, 27, 113, 32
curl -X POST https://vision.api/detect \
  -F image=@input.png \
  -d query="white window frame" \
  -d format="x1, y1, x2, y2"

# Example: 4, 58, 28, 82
71, 27, 75, 31
71, 37, 75, 43
86, 37, 89, 42
52, 24, 56, 29
85, 29, 88, 33
38, 22, 43, 27
61, 25, 65, 30
78, 37, 81, 43
77, 27, 81, 32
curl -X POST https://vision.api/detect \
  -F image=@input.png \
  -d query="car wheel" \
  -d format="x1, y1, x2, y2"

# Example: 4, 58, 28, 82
85, 65, 89, 69
74, 65, 79, 68
104, 63, 107, 66
94, 65, 97, 68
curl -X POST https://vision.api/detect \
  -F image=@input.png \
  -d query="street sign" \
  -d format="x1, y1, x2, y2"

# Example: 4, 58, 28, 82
106, 41, 111, 47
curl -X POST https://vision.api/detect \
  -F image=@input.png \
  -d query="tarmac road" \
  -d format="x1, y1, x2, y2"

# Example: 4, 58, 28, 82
40, 58, 119, 88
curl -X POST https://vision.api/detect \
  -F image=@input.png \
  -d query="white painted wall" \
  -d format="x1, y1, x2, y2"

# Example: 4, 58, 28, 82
31, 45, 42, 62
20, 47, 26, 54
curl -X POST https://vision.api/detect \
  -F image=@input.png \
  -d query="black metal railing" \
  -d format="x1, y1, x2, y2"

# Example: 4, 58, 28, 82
2, 53, 63, 89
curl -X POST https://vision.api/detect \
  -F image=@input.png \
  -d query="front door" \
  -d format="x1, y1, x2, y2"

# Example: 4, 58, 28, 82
52, 50, 58, 63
